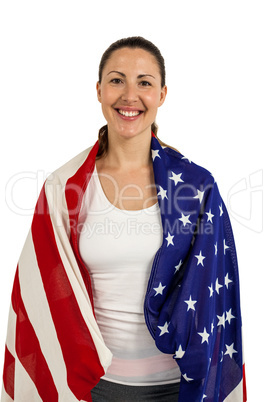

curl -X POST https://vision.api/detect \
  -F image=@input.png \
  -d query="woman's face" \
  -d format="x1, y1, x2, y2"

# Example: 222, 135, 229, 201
96, 47, 167, 142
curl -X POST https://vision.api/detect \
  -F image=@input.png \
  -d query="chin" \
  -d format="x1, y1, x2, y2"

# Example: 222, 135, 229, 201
112, 125, 152, 140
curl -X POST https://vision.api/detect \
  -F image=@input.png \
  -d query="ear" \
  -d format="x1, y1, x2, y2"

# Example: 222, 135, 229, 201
96, 81, 102, 103
159, 85, 167, 107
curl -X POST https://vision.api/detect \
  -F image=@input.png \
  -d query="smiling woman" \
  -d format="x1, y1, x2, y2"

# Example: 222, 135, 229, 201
96, 37, 172, 161
96, 47, 167, 145
93, 40, 169, 213
1, 36, 246, 402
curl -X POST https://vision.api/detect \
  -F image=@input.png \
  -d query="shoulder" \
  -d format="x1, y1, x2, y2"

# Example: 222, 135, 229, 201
162, 145, 215, 188
161, 145, 224, 222
46, 146, 94, 187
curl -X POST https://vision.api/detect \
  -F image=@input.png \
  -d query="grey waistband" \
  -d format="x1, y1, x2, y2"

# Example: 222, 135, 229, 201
91, 379, 180, 402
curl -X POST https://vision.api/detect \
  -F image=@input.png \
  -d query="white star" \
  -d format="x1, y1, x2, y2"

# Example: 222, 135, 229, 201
206, 209, 214, 223
195, 250, 206, 266
217, 313, 225, 328
225, 273, 233, 289
182, 373, 193, 382
214, 242, 218, 255
169, 171, 184, 185
198, 327, 210, 344
157, 321, 169, 336
174, 345, 185, 359
208, 283, 214, 297
219, 203, 223, 216
225, 343, 238, 359
223, 239, 230, 255
153, 282, 166, 296
179, 212, 192, 227
174, 260, 183, 274
202, 395, 207, 401
157, 186, 168, 200
226, 308, 236, 324
152, 149, 161, 161
193, 189, 205, 203
184, 295, 197, 311
215, 278, 223, 294
165, 232, 174, 247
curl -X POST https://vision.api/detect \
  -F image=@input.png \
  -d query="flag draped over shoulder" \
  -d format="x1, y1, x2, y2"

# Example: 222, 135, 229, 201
1, 134, 246, 401
145, 136, 246, 401
1, 142, 112, 402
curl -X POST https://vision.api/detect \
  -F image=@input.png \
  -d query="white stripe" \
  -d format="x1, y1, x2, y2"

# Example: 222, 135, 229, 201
45, 146, 93, 237
2, 304, 16, 401
14, 358, 42, 402
5, 304, 16, 360
223, 329, 246, 401
18, 231, 78, 401
45, 165, 113, 372
223, 379, 243, 401
2, 305, 42, 402
1, 384, 14, 402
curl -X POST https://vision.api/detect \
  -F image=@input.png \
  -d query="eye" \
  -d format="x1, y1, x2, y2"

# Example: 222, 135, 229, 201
110, 78, 123, 84
140, 80, 152, 87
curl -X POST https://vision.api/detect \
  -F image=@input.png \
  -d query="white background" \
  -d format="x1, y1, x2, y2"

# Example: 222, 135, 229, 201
0, 1, 267, 400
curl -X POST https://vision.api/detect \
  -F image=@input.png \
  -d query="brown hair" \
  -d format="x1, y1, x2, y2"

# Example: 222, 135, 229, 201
96, 36, 178, 158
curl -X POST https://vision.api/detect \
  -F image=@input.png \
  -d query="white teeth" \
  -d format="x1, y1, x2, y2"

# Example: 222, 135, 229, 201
118, 109, 140, 117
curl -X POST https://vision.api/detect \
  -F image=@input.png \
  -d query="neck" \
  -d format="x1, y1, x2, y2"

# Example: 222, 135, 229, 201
103, 129, 152, 170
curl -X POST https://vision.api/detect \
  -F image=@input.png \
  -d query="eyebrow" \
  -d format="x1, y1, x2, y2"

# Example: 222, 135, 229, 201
107, 70, 156, 79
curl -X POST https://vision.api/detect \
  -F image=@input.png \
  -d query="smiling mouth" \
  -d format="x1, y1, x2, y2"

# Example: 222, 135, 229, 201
116, 109, 143, 117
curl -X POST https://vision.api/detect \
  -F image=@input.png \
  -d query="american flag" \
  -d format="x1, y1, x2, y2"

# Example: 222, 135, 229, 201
146, 135, 246, 401
1, 134, 246, 401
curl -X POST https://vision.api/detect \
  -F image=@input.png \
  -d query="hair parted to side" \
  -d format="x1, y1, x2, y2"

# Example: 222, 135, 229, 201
96, 36, 178, 158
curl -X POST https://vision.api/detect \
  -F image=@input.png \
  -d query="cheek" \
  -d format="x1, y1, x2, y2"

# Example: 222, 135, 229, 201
101, 91, 114, 106
143, 89, 163, 108
99, 84, 118, 106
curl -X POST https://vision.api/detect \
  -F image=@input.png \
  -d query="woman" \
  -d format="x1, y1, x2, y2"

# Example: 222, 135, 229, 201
1, 37, 246, 401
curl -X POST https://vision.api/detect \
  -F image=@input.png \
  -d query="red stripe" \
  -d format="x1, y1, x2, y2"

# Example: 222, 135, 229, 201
243, 363, 247, 401
65, 140, 99, 305
3, 345, 15, 399
11, 269, 58, 401
31, 183, 104, 400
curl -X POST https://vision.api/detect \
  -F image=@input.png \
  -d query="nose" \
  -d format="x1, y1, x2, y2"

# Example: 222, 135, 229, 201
121, 83, 138, 103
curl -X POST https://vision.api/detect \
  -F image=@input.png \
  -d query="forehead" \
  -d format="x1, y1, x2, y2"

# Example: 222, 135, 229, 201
103, 47, 160, 76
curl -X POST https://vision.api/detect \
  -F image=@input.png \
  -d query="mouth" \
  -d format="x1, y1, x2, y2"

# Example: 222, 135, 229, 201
115, 108, 144, 119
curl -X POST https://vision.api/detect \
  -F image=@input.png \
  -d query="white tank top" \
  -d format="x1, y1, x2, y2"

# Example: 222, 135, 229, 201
78, 165, 180, 386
